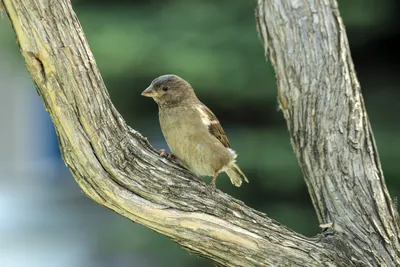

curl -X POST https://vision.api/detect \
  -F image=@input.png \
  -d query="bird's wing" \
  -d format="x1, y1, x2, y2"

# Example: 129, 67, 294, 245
197, 104, 231, 148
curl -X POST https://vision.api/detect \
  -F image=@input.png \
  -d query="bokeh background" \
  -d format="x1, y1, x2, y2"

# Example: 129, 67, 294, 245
1, 0, 399, 266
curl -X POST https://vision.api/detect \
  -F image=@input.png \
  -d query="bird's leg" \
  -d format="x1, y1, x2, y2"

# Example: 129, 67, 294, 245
159, 149, 168, 157
207, 171, 219, 190
168, 154, 177, 161
159, 149, 177, 161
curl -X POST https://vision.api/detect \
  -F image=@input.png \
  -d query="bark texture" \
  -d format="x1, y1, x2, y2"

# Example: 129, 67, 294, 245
1, 0, 399, 266
256, 0, 400, 265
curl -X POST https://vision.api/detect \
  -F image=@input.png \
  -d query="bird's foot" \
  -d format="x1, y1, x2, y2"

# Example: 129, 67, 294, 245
203, 180, 216, 194
160, 149, 177, 161
202, 172, 218, 194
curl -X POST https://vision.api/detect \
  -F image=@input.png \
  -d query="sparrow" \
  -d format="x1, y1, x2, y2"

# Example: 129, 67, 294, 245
141, 74, 249, 187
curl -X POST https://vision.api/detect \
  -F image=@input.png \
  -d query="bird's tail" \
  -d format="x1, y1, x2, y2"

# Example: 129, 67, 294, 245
226, 163, 249, 187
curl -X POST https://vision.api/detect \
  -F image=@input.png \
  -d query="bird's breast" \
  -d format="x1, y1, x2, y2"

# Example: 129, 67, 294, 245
158, 107, 231, 176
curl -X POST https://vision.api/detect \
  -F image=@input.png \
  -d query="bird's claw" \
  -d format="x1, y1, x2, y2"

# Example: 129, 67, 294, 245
202, 180, 216, 194
160, 149, 177, 161
160, 149, 168, 158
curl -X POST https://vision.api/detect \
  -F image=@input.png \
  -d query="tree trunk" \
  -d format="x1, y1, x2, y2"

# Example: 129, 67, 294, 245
1, 0, 399, 266
256, 0, 400, 266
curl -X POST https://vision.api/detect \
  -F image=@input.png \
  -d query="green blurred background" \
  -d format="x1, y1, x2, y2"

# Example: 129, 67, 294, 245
0, 0, 399, 266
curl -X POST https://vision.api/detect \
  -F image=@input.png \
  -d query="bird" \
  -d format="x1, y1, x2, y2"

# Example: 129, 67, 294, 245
141, 74, 249, 188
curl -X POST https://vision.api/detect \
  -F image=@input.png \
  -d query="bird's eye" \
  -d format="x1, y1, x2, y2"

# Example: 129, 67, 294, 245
162, 86, 168, 92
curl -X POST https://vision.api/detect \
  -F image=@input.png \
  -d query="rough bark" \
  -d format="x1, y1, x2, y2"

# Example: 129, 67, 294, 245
1, 0, 398, 266
256, 0, 400, 265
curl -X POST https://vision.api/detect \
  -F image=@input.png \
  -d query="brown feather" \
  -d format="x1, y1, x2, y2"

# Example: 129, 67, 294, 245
199, 104, 231, 148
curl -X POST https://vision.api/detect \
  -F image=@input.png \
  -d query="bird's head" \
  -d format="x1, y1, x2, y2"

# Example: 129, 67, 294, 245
141, 74, 196, 107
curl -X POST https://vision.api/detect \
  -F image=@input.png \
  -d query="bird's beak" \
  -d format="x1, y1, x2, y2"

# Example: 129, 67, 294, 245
141, 85, 158, 98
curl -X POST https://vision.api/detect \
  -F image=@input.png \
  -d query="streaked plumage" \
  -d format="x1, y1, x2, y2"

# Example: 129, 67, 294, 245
141, 74, 249, 187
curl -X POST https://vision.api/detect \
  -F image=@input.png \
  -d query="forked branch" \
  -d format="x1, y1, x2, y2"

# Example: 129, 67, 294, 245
2, 0, 399, 266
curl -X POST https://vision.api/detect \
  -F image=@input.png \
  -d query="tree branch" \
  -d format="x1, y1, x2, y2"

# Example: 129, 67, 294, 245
2, 0, 399, 265
256, 0, 400, 265
1, 0, 344, 266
